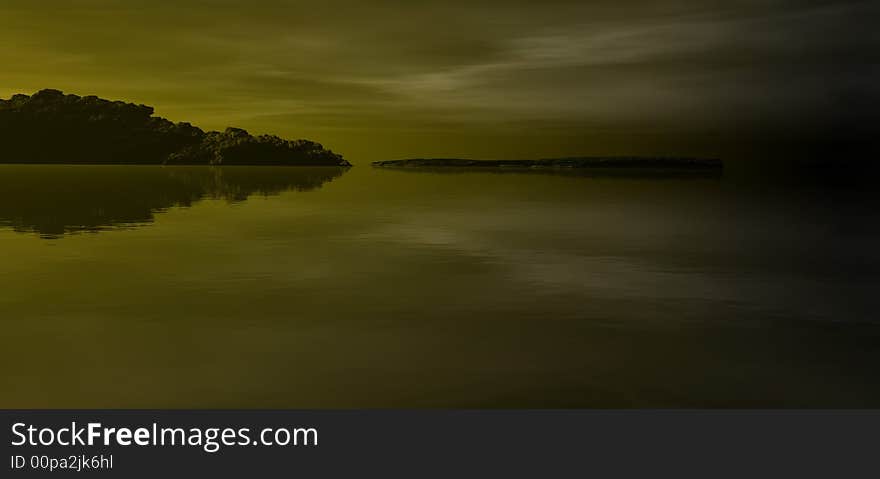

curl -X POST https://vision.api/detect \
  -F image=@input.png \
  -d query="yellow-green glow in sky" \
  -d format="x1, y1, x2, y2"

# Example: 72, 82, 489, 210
1, 0, 876, 162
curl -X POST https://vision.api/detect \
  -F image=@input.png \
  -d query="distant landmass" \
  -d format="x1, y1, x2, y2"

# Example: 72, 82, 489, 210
0, 89, 350, 166
372, 158, 722, 169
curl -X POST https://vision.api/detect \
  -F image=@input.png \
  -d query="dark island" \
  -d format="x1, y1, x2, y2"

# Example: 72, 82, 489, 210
373, 157, 722, 169
0, 89, 350, 166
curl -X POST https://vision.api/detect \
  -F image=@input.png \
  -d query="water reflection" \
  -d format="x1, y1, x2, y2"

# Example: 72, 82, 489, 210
0, 165, 348, 237
1, 165, 879, 407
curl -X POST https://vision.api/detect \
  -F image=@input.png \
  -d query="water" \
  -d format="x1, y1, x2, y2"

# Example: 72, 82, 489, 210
1, 164, 878, 407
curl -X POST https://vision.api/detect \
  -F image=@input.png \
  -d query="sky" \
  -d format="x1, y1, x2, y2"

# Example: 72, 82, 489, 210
1, 0, 876, 163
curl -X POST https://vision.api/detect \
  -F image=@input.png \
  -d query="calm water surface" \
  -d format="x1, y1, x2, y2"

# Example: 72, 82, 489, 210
1, 165, 878, 407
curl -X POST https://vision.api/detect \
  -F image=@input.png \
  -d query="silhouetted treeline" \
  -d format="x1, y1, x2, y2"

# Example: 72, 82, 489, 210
0, 89, 350, 166
0, 165, 348, 237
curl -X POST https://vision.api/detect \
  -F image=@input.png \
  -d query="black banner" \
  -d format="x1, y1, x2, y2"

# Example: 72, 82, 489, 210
3, 410, 878, 477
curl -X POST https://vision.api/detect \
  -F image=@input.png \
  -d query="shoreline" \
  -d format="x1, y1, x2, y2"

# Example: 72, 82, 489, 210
372, 157, 723, 169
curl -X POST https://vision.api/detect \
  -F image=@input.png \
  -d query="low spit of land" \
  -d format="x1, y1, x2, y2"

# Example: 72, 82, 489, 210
372, 157, 722, 169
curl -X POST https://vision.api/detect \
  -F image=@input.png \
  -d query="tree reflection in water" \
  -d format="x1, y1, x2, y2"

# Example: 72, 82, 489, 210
0, 165, 349, 238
